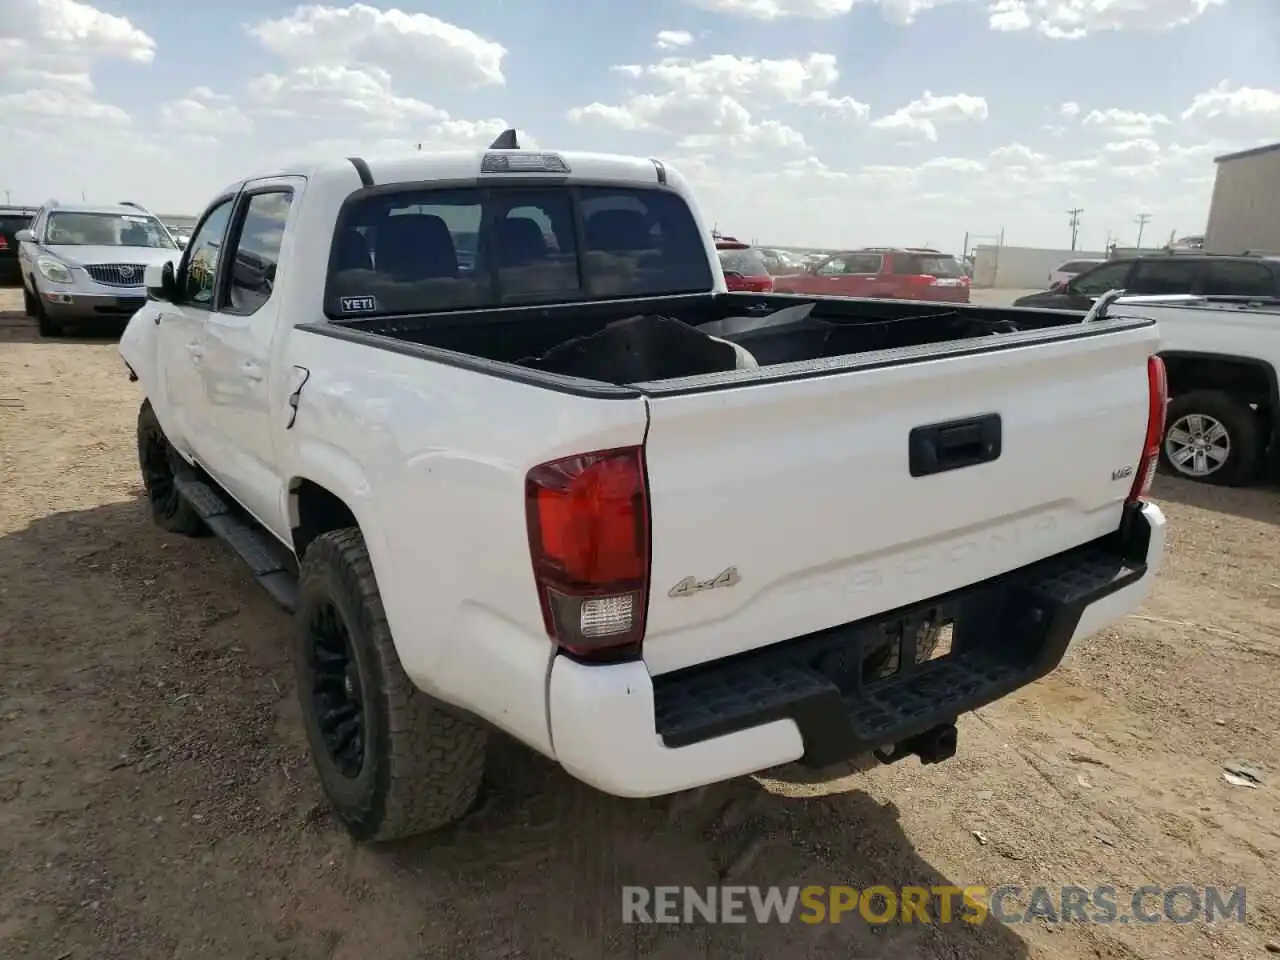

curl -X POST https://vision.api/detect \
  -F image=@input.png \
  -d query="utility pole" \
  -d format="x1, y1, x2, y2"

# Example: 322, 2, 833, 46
1067, 207, 1083, 250
1134, 213, 1151, 248
3, 189, 10, 205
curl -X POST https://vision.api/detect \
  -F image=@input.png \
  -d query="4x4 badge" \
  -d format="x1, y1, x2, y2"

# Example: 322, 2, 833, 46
668, 566, 741, 598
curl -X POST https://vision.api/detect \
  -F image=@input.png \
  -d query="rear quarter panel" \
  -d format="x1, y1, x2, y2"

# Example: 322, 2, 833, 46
279, 331, 649, 753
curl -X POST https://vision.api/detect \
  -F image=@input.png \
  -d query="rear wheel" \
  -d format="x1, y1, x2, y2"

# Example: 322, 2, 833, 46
1160, 390, 1260, 487
136, 400, 207, 536
294, 528, 488, 842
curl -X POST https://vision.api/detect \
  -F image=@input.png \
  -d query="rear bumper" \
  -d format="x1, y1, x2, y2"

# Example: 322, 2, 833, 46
548, 501, 1165, 798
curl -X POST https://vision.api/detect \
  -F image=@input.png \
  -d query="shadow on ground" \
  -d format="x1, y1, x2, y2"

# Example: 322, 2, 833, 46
1151, 472, 1279, 527
0, 496, 1035, 960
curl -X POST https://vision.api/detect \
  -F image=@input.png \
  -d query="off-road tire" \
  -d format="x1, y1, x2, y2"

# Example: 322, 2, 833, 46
27, 281, 62, 337
136, 399, 207, 536
1160, 390, 1261, 487
294, 528, 488, 842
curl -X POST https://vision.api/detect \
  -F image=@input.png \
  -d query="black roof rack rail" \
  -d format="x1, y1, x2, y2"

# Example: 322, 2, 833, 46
489, 129, 520, 150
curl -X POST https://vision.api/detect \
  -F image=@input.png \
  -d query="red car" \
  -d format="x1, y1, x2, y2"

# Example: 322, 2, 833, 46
715, 239, 774, 293
774, 247, 971, 303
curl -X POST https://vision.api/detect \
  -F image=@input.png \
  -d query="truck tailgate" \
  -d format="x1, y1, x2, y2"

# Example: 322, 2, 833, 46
640, 320, 1159, 676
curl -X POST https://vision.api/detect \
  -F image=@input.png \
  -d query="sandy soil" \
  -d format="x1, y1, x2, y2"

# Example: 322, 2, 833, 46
1, 286, 1279, 959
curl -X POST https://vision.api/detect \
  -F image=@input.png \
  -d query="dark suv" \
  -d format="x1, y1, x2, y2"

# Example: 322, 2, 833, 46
1013, 253, 1280, 310
0, 207, 38, 285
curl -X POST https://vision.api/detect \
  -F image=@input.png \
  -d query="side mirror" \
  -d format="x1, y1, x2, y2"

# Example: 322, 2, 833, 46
723, 270, 745, 281
1049, 280, 1066, 293
14, 229, 32, 243
146, 260, 178, 302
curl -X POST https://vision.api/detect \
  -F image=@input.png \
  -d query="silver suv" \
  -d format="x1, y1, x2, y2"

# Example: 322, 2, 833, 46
16, 200, 182, 337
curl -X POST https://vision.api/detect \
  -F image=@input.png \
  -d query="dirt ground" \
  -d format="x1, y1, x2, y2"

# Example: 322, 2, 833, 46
2, 287, 1279, 960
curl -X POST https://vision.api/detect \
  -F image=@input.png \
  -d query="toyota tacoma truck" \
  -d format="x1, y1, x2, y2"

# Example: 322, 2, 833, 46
120, 133, 1169, 843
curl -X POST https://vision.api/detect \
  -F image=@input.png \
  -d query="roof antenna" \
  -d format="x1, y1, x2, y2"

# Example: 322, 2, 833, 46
488, 128, 520, 150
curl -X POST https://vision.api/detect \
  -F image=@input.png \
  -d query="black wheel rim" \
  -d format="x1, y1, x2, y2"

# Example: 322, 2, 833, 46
141, 428, 178, 509
308, 603, 365, 778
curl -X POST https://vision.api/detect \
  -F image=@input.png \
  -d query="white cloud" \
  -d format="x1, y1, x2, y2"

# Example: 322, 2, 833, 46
1, 0, 155, 75
0, 0, 156, 129
1082, 108, 1171, 137
160, 87, 252, 137
681, 0, 857, 18
655, 30, 695, 49
246, 3, 507, 87
568, 52, 869, 155
988, 0, 1223, 37
683, 0, 959, 24
1181, 80, 1280, 131
246, 65, 446, 129
1059, 101, 1080, 118
871, 91, 988, 142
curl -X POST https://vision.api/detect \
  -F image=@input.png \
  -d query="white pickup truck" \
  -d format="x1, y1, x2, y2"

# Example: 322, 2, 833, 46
120, 135, 1169, 843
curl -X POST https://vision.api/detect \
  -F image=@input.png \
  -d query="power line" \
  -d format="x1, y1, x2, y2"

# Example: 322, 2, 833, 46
1067, 208, 1083, 251
1134, 213, 1151, 248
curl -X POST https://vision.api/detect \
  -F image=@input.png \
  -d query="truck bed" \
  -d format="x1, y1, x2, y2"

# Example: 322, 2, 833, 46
323, 292, 1110, 390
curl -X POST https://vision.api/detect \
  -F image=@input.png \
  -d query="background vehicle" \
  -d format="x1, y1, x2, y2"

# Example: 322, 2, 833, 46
754, 246, 809, 275
0, 206, 37, 286
121, 139, 1166, 845
1014, 253, 1280, 311
1074, 293, 1280, 487
17, 200, 182, 337
1048, 258, 1105, 289
774, 247, 971, 302
715, 238, 775, 292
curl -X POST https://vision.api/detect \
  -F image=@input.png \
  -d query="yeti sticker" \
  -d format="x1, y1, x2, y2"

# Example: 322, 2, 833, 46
340, 295, 377, 313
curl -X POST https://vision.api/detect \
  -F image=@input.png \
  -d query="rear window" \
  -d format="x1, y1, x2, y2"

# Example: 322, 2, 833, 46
0, 215, 32, 234
326, 185, 712, 318
717, 246, 769, 277
899, 254, 966, 278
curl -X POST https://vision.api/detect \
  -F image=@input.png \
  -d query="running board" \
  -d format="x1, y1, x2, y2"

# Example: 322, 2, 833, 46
172, 467, 299, 612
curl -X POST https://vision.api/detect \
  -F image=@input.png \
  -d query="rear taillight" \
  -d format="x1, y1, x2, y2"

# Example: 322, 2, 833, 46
1128, 356, 1167, 504
0, 237, 8, 251
525, 446, 650, 662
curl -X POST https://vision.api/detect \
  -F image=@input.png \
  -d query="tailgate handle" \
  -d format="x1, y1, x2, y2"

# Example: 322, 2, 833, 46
909, 414, 1002, 477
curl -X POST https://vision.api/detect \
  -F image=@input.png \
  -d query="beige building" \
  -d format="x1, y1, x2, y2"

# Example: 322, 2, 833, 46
1204, 142, 1280, 255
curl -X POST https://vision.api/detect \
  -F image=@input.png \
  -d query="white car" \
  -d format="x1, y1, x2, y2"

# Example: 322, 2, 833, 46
119, 134, 1168, 843
1048, 257, 1106, 290
16, 200, 183, 337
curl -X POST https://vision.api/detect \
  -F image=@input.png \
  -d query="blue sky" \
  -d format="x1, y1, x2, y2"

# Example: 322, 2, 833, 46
3, 0, 1279, 251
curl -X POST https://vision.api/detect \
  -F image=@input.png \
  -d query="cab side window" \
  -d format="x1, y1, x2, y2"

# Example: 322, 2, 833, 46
1128, 259, 1200, 296
224, 191, 294, 316
1071, 260, 1132, 296
1202, 260, 1276, 298
182, 199, 234, 309
817, 257, 847, 275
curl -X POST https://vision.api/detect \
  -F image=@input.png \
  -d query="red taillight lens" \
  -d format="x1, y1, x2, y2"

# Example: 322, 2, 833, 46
0, 237, 8, 251
1128, 356, 1167, 504
525, 446, 650, 662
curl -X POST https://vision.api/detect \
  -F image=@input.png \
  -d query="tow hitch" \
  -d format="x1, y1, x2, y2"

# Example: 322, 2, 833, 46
874, 722, 958, 766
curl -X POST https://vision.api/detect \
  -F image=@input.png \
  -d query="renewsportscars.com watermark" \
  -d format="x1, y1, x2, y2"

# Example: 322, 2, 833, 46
622, 885, 1247, 926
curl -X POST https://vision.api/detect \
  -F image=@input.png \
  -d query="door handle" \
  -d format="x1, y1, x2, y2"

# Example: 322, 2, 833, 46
240, 360, 264, 383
